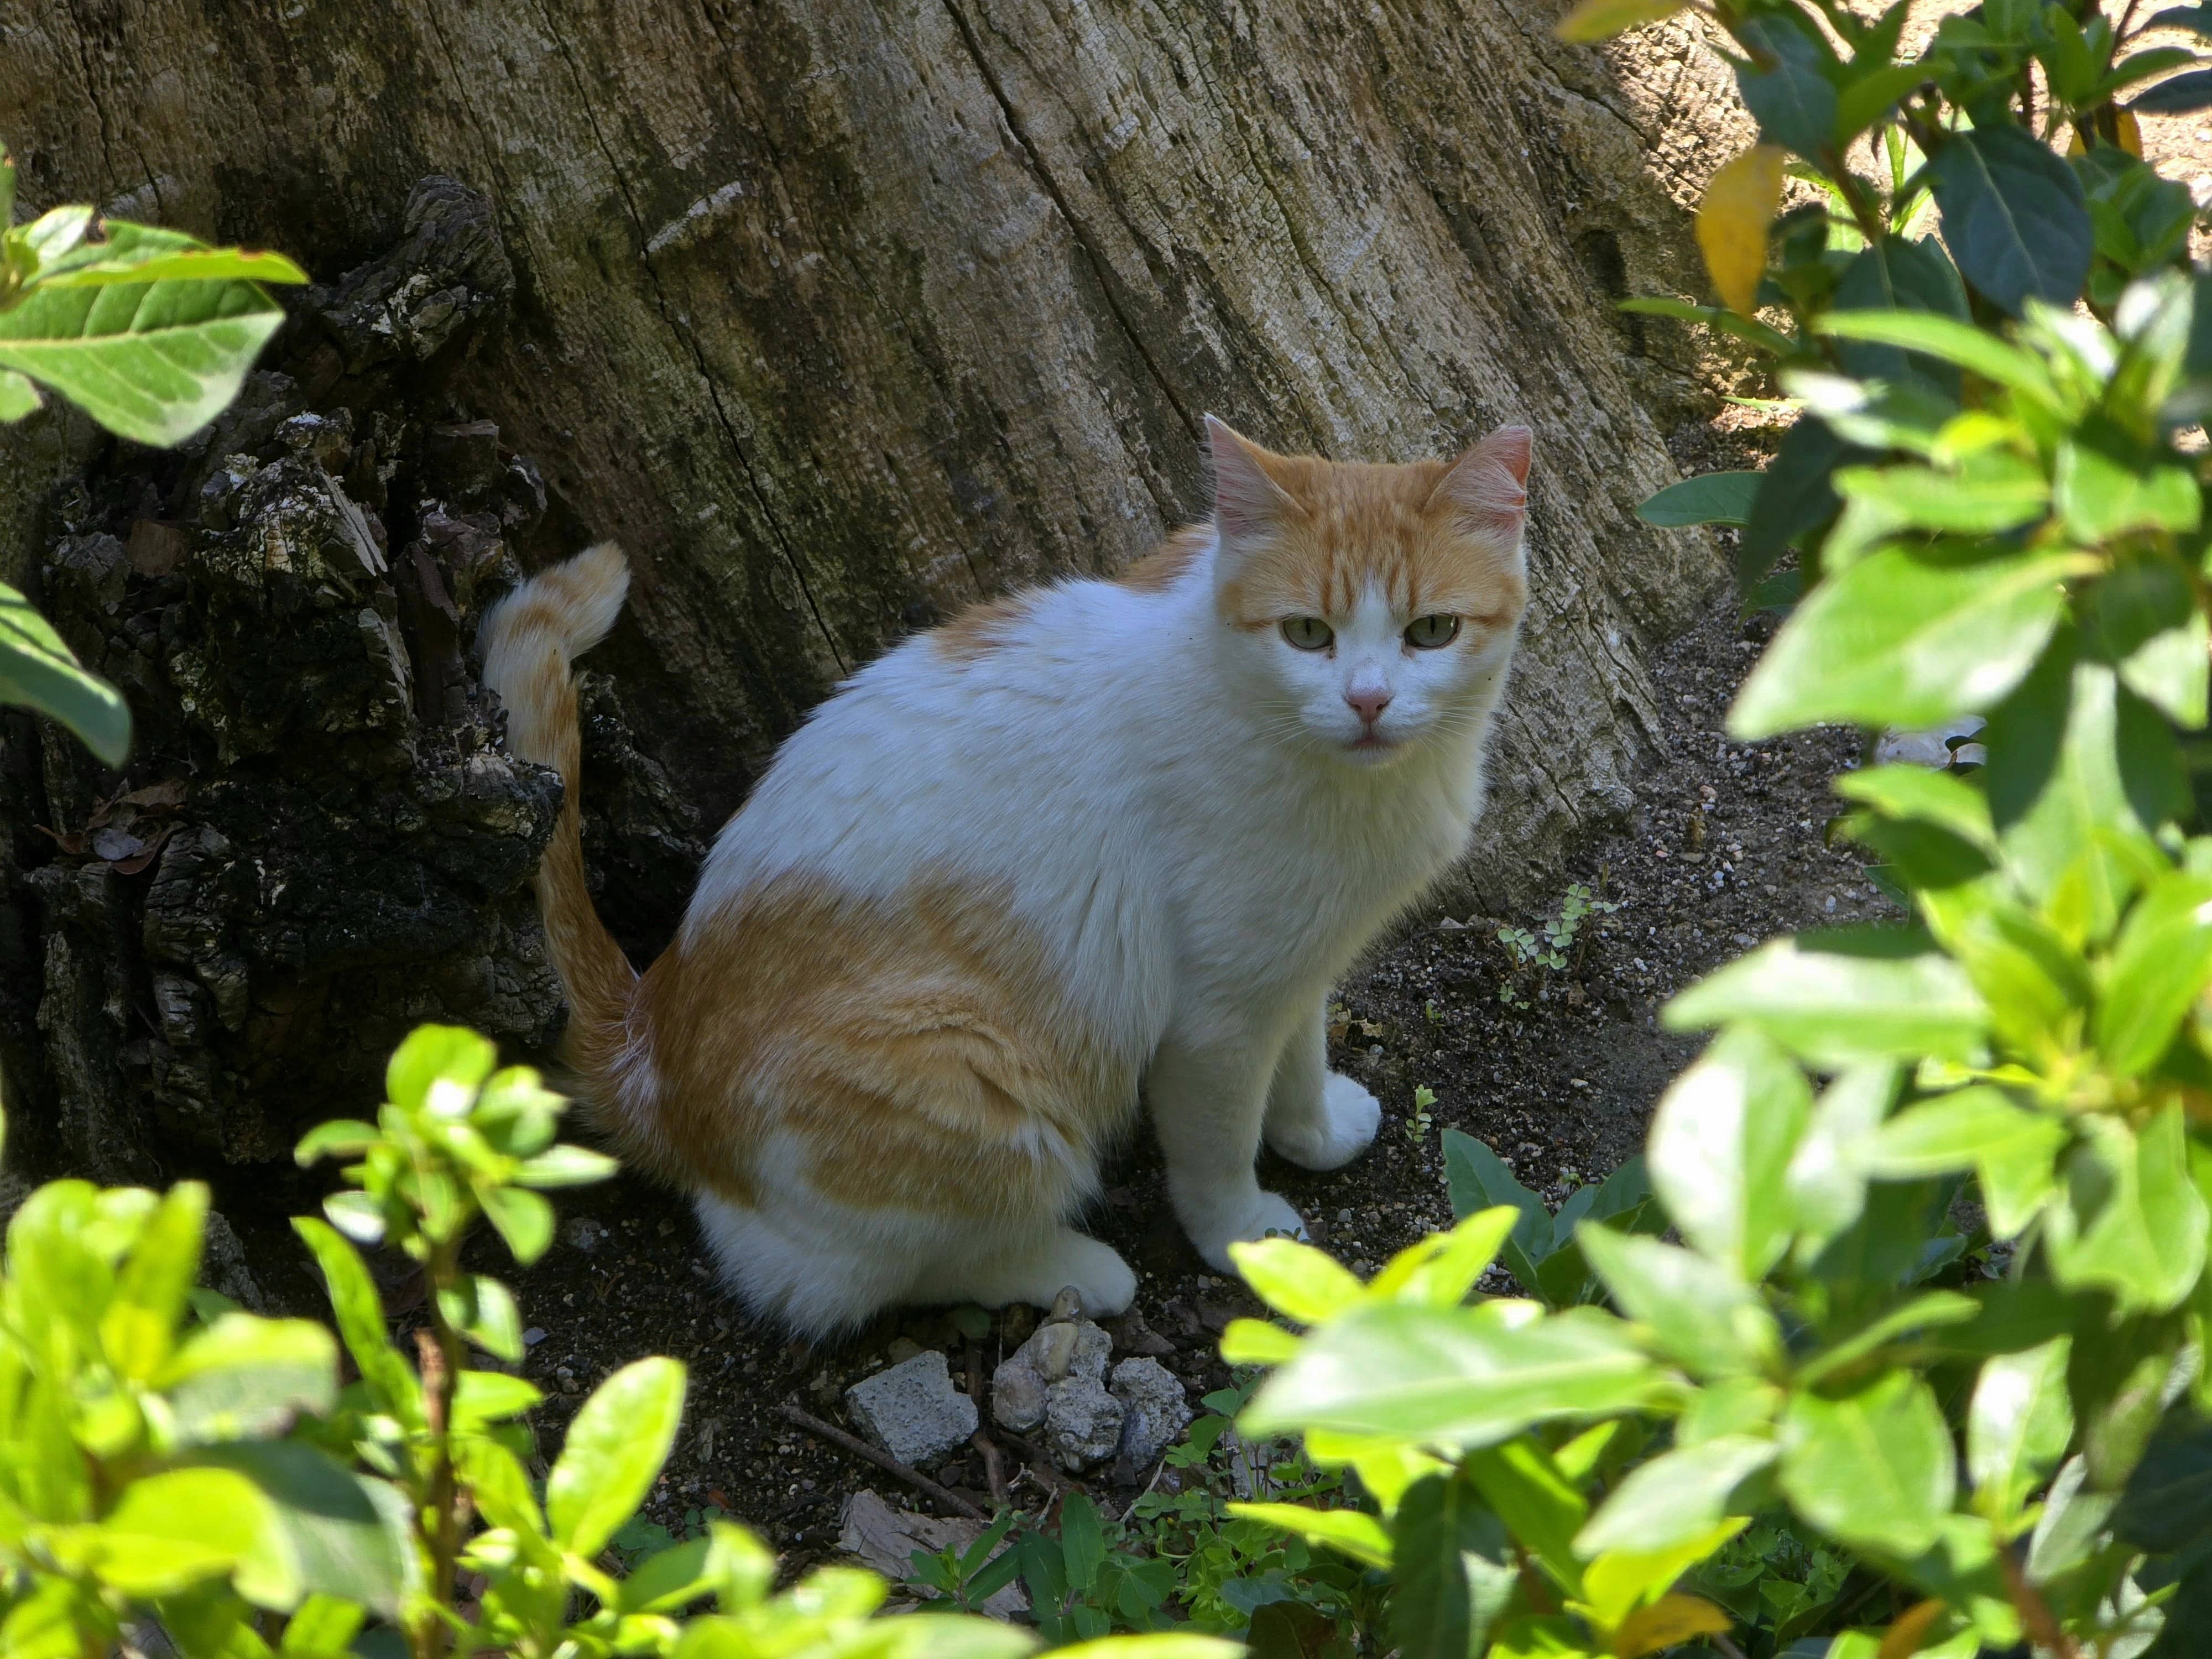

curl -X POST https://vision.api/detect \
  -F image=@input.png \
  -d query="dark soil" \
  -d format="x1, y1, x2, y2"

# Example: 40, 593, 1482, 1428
231, 486, 1893, 1584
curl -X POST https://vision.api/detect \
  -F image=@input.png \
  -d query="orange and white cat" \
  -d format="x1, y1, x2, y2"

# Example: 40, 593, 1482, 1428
481, 416, 1532, 1337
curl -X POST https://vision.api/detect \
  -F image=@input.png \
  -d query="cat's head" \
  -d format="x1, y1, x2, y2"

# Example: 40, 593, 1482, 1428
1206, 416, 1532, 766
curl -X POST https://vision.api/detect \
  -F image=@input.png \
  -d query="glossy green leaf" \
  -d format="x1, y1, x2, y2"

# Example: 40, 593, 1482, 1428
1230, 1501, 1395, 1568
77, 1467, 267, 1596
510, 1144, 620, 1187
1735, 15, 1839, 160
1795, 1291, 1981, 1387
1730, 545, 2083, 738
2098, 873, 2212, 1073
1241, 1301, 1662, 1448
291, 1218, 421, 1426
1645, 1027, 1809, 1279
1836, 66, 1936, 144
0, 274, 288, 446
32, 244, 310, 290
1928, 126, 2094, 315
1441, 1130, 1554, 1294
1554, 0, 1688, 41
1232, 1235, 1367, 1324
479, 1185, 555, 1266
2091, 558, 2209, 728
547, 1355, 688, 1557
1386, 1473, 1514, 1659
191, 1441, 414, 1618
101, 1181, 207, 1382
157, 1315, 338, 1443
1573, 1436, 1777, 1557
2113, 1409, 2212, 1551
1779, 1370, 1957, 1555
1815, 309, 2060, 407
1863, 1086, 2067, 1178
1782, 1063, 1895, 1255
436, 1274, 522, 1363
2131, 66, 2212, 108
452, 1368, 544, 1430
1833, 766, 1995, 849
1968, 1338, 2073, 1525
1464, 1437, 1590, 1594
2056, 429, 2200, 544
0, 369, 40, 420
2043, 1105, 2208, 1312
1665, 932, 1989, 1068
1831, 457, 2047, 534
0, 580, 131, 765
1575, 1225, 1780, 1378
1739, 418, 1856, 591
384, 1022, 496, 1115
1636, 471, 1762, 528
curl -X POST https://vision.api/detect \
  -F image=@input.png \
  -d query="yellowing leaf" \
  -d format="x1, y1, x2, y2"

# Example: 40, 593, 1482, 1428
1226, 1502, 1394, 1568
1580, 1520, 1747, 1631
1875, 1600, 1949, 1659
1366, 1207, 1517, 1305
1556, 0, 1687, 41
1697, 146, 1787, 316
1303, 1430, 1448, 1515
1219, 1317, 1301, 1365
1611, 1594, 1733, 1657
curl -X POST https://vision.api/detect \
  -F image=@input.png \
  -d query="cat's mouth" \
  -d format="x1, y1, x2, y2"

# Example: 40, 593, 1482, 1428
1348, 732, 1397, 754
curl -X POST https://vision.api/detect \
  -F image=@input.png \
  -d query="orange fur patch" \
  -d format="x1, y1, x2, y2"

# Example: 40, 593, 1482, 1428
1213, 444, 1527, 638
931, 593, 1039, 662
1114, 524, 1210, 593
633, 875, 1133, 1222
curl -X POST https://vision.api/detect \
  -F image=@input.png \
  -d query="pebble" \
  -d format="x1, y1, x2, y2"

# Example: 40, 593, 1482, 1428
1109, 1358, 1193, 1468
844, 1350, 977, 1467
522, 1326, 547, 1347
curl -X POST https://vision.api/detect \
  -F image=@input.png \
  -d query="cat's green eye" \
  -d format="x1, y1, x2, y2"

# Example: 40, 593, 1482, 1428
1405, 614, 1460, 649
1281, 617, 1334, 651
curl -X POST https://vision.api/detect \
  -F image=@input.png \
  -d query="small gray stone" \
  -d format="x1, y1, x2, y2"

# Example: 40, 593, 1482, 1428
844, 1350, 977, 1467
992, 1365, 1047, 1433
1044, 1374, 1124, 1470
1048, 1285, 1083, 1323
1109, 1358, 1193, 1469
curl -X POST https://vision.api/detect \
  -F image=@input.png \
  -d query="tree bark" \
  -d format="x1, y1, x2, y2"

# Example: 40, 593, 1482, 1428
0, 0, 1745, 1176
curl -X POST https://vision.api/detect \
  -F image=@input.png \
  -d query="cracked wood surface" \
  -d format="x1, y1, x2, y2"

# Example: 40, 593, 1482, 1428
1, 0, 1747, 909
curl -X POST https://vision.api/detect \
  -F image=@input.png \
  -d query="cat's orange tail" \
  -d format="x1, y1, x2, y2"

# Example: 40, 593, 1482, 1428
479, 544, 640, 1098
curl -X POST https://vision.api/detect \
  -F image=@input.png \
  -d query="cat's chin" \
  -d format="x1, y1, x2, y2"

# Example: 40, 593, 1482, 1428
1339, 733, 1408, 765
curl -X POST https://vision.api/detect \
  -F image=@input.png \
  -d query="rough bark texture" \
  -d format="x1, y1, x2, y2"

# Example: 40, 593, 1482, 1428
0, 0, 1744, 1178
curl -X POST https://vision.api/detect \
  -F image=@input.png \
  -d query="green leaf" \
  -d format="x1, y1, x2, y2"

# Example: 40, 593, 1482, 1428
1441, 1131, 1554, 1294
1793, 1290, 1981, 1386
1367, 1206, 1521, 1306
1646, 1027, 1810, 1279
1863, 1086, 2067, 1178
2091, 558, 2208, 728
1229, 1501, 1396, 1568
1928, 125, 2094, 315
1739, 418, 1856, 591
292, 1120, 380, 1164
1220, 1318, 1302, 1365
1575, 1225, 1781, 1378
547, 1355, 688, 1557
32, 244, 310, 290
1462, 1438, 1590, 1597
452, 1368, 544, 1430
1834, 765, 1995, 849
190, 1441, 414, 1618
1779, 1370, 1957, 1555
1920, 891, 2091, 1057
2098, 872, 2212, 1073
1232, 1236, 1367, 1324
617, 1537, 716, 1614
0, 274, 289, 447
510, 1143, 620, 1187
1729, 545, 2084, 738
0, 580, 131, 765
73, 1466, 267, 1596
157, 1314, 338, 1443
2043, 1105, 2209, 1312
1554, 0, 1687, 42
384, 1023, 495, 1115
1836, 66, 1936, 144
436, 1274, 523, 1362
0, 369, 41, 420
291, 1218, 421, 1427
1241, 1301, 1663, 1448
1968, 1337, 2073, 1525
1664, 931, 1989, 1068
1736, 15, 1840, 160
1815, 309, 2061, 407
1635, 471, 1762, 528
102, 1181, 207, 1382
479, 1186, 555, 1266
1830, 457, 2048, 534
1831, 236, 1969, 394
2056, 426, 2201, 544
2131, 65, 2212, 108
1783, 1063, 1895, 1255
1617, 295, 1798, 357
2112, 1409, 2212, 1551
1574, 1437, 1778, 1556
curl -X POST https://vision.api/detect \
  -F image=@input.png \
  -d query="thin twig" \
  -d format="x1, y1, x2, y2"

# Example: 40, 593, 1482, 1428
1119, 1456, 1171, 1524
971, 1430, 1012, 1509
994, 1427, 1090, 1495
776, 1403, 987, 1520
2001, 1551, 2082, 1659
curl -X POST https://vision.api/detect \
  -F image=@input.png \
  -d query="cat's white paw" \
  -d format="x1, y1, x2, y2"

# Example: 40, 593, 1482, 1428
1187, 1190, 1311, 1272
1044, 1232, 1139, 1319
1266, 1071, 1382, 1171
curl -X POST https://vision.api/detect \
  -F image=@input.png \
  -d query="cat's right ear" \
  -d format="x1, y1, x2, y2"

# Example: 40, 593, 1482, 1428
1206, 415, 1296, 541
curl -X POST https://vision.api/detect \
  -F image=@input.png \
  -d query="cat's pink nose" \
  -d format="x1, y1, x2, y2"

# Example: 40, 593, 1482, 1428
1345, 686, 1392, 724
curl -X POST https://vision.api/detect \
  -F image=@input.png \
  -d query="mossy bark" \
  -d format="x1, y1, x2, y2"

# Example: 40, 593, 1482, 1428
0, 0, 1746, 1177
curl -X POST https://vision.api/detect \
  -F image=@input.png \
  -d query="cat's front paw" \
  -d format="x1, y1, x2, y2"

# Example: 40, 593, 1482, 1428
1186, 1190, 1310, 1272
1266, 1071, 1382, 1171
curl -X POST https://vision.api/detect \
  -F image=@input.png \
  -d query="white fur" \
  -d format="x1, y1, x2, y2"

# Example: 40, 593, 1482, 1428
669, 518, 1524, 1324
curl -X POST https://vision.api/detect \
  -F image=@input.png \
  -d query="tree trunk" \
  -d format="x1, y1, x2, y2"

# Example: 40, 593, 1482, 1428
0, 0, 1744, 1180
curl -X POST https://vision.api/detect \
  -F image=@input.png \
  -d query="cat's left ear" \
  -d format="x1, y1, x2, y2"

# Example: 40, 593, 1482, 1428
1429, 424, 1533, 545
